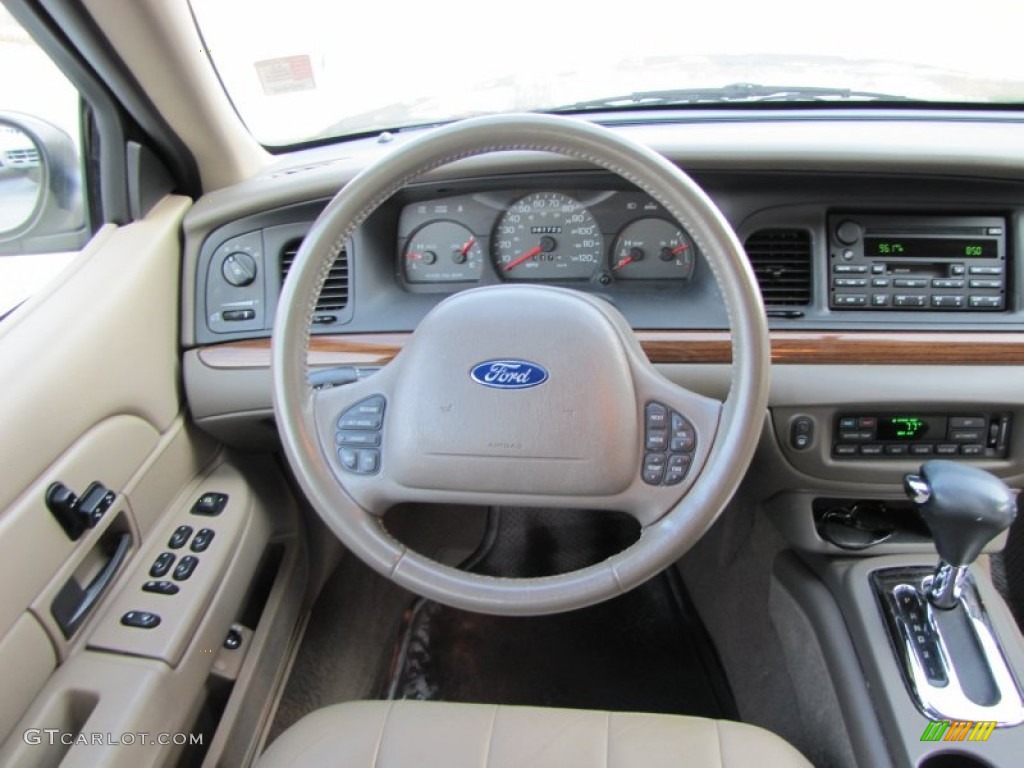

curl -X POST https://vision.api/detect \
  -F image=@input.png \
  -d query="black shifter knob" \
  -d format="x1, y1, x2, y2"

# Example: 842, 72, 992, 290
905, 460, 1017, 566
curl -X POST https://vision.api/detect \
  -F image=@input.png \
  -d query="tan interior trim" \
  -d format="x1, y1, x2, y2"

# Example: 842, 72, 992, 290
81, 0, 269, 190
196, 330, 1024, 369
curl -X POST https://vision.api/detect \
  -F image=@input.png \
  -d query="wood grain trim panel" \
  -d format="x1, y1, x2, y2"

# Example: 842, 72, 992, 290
196, 331, 1024, 369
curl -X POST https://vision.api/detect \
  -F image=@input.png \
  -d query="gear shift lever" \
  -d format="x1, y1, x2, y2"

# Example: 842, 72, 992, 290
904, 460, 1017, 609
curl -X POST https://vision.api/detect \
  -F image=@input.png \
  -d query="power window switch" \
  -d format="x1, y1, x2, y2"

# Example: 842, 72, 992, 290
149, 552, 175, 578
190, 528, 215, 553
121, 611, 161, 629
168, 525, 193, 549
173, 555, 199, 581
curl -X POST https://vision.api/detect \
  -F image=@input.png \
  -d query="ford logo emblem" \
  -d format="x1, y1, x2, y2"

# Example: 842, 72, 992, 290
470, 359, 549, 390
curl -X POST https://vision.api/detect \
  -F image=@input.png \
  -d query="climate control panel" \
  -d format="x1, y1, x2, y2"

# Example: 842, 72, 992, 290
831, 412, 1011, 460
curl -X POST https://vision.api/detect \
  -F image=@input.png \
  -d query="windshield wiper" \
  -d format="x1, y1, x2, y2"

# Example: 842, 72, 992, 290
546, 82, 913, 112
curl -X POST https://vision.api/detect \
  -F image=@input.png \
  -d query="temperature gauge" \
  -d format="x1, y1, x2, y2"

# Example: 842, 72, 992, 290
610, 219, 696, 280
404, 221, 483, 283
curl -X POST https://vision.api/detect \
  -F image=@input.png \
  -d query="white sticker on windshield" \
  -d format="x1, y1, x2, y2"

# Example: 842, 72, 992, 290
254, 55, 316, 96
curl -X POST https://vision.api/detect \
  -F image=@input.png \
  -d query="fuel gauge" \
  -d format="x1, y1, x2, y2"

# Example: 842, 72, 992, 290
404, 221, 483, 283
610, 219, 696, 280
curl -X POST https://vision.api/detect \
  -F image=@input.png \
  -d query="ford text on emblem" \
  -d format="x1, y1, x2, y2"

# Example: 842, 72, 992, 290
470, 360, 549, 390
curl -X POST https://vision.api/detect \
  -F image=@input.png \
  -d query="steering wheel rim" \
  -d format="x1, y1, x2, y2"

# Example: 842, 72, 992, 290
272, 113, 770, 616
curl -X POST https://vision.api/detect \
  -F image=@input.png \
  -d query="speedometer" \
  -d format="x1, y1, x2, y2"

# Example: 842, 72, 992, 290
492, 192, 603, 280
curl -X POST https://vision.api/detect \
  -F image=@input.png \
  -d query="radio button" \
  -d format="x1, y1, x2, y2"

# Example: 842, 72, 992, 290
871, 264, 886, 275
949, 264, 966, 276
893, 278, 929, 288
860, 444, 883, 456
931, 295, 965, 308
961, 444, 985, 456
894, 295, 928, 308
910, 444, 934, 455
969, 266, 1003, 275
871, 294, 890, 307
834, 294, 868, 306
885, 444, 909, 456
951, 430, 984, 442
968, 279, 1003, 289
833, 264, 868, 274
969, 295, 1004, 308
833, 278, 867, 288
871, 278, 890, 288
834, 444, 858, 456
936, 444, 959, 455
931, 279, 964, 289
987, 227, 1004, 236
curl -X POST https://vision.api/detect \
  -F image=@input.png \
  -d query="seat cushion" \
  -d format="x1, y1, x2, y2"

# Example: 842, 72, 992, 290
258, 700, 812, 768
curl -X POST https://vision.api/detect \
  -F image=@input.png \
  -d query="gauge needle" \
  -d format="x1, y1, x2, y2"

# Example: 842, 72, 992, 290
672, 244, 689, 255
459, 237, 476, 256
407, 252, 422, 260
613, 256, 634, 271
504, 245, 543, 272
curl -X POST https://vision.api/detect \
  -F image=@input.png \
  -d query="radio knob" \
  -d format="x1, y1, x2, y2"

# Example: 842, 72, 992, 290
836, 220, 862, 246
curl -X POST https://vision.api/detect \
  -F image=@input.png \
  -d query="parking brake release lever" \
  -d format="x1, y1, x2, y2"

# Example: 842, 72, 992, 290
904, 460, 1017, 609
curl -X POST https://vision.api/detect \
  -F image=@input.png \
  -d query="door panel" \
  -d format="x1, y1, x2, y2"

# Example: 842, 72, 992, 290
0, 194, 194, 743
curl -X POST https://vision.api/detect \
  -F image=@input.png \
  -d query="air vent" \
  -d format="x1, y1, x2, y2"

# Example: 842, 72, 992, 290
280, 239, 349, 312
743, 229, 812, 306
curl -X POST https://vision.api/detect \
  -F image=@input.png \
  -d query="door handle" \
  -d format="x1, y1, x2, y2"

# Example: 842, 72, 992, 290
51, 531, 132, 638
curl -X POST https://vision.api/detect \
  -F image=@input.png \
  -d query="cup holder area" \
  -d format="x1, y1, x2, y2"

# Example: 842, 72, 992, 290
919, 752, 994, 768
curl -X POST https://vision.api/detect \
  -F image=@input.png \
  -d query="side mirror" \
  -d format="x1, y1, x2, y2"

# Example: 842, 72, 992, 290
0, 111, 88, 255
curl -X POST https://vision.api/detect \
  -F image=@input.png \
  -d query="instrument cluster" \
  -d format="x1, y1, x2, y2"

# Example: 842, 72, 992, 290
397, 189, 699, 288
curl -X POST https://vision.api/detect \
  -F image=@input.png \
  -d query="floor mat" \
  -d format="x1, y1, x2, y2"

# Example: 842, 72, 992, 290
385, 507, 738, 719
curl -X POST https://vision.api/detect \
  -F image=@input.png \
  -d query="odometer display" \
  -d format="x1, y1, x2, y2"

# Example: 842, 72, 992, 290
492, 192, 603, 280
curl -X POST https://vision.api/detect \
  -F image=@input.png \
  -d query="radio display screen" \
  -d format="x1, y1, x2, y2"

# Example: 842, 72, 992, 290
864, 237, 997, 259
876, 416, 932, 441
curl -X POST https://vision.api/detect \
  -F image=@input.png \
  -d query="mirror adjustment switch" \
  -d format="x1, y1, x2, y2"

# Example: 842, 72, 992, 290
142, 580, 179, 595
150, 552, 175, 578
190, 528, 215, 553
173, 555, 199, 581
168, 525, 193, 549
192, 492, 228, 516
121, 611, 161, 629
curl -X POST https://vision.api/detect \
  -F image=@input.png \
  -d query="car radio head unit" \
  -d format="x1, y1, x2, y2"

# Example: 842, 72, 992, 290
828, 214, 1007, 311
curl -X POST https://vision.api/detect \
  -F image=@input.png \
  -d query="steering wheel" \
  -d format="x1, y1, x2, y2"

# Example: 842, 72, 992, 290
272, 114, 770, 616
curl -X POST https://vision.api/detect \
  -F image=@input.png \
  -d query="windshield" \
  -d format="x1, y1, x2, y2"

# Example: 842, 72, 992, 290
189, 0, 1024, 147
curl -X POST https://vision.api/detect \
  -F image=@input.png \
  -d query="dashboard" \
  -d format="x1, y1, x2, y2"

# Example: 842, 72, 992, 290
179, 114, 1024, 509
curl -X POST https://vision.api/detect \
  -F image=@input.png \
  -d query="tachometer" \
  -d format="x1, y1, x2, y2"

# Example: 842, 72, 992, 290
404, 221, 483, 283
610, 218, 696, 280
492, 192, 603, 280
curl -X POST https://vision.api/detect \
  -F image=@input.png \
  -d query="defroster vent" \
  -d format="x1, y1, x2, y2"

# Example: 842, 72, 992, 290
280, 239, 349, 312
743, 229, 812, 306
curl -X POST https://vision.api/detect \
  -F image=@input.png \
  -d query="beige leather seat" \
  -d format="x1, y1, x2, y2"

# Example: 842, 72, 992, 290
259, 700, 812, 768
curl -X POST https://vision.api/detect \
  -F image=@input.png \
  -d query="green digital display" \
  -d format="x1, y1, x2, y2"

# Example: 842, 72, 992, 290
878, 416, 929, 441
864, 237, 996, 259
